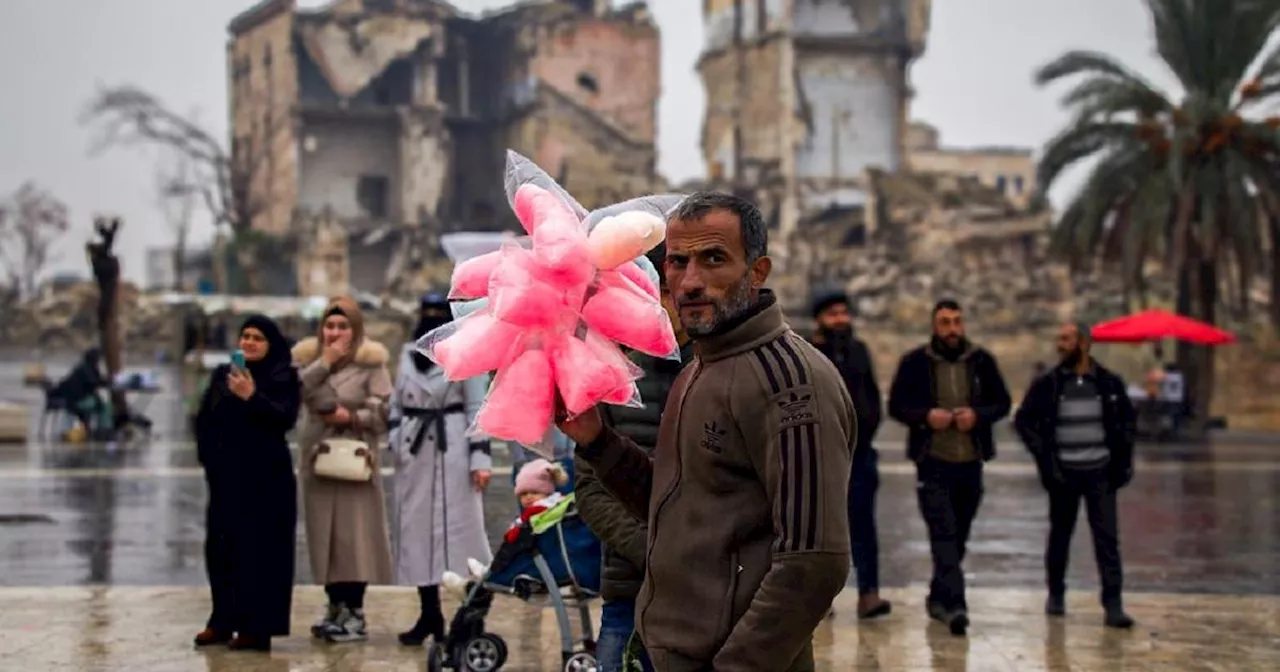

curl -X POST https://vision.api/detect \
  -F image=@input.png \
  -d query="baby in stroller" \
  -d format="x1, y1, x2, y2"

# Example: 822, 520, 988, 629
431, 459, 602, 672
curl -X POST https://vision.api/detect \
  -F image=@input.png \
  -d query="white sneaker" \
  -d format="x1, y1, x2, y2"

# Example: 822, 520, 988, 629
442, 571, 469, 599
311, 603, 341, 638
467, 557, 489, 579
324, 607, 368, 643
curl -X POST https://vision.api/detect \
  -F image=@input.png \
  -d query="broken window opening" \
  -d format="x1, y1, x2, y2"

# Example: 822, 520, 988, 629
357, 175, 391, 219
842, 224, 867, 247
1013, 175, 1025, 194
365, 59, 415, 107
995, 174, 1008, 194
576, 72, 599, 94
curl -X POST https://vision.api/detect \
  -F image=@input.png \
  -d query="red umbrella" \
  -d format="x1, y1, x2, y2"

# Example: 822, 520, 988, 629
1091, 309, 1236, 345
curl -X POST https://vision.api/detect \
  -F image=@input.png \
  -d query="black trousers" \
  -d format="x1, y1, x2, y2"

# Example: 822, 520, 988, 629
325, 582, 367, 610
1046, 467, 1123, 605
848, 448, 881, 593
916, 458, 984, 611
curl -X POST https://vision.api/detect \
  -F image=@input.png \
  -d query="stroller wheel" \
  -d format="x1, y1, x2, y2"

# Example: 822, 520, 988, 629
427, 643, 445, 672
461, 633, 507, 671
563, 651, 597, 672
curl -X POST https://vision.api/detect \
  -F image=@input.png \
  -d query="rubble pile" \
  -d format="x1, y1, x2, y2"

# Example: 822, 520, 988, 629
777, 170, 1160, 333
0, 282, 417, 354
0, 281, 181, 352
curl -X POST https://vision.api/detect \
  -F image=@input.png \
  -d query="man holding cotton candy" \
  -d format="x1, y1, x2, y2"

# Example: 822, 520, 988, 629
559, 192, 855, 672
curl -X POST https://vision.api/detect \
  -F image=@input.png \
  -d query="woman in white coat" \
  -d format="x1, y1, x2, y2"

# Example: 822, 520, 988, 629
390, 293, 494, 647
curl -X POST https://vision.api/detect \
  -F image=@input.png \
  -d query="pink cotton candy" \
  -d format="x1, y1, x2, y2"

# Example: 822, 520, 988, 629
603, 381, 638, 406
476, 348, 556, 446
488, 252, 565, 328
550, 333, 633, 415
514, 183, 580, 237
619, 262, 660, 299
449, 250, 503, 299
431, 313, 524, 381
533, 220, 592, 286
601, 265, 660, 301
582, 286, 678, 357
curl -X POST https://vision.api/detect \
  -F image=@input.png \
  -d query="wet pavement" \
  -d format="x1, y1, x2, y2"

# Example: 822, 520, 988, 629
2, 357, 1279, 669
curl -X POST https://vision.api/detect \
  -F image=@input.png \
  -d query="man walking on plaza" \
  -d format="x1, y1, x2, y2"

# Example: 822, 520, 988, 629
559, 192, 854, 672
887, 299, 1010, 636
1014, 323, 1136, 629
808, 290, 891, 619
575, 242, 694, 672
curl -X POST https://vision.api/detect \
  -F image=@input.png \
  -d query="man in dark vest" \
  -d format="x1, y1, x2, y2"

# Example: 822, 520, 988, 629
888, 299, 1011, 636
1014, 322, 1136, 629
575, 242, 693, 672
807, 290, 890, 619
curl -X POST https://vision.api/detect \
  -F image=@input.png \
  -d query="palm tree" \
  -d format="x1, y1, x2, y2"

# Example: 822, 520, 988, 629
1034, 0, 1280, 425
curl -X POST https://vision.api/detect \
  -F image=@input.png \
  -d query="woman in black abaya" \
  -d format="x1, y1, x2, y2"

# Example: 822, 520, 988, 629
194, 315, 301, 651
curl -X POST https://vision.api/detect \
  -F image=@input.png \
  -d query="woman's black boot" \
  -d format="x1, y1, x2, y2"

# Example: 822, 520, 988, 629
399, 585, 445, 646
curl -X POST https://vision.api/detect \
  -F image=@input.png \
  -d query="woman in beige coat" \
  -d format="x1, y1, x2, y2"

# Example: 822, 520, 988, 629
292, 296, 394, 644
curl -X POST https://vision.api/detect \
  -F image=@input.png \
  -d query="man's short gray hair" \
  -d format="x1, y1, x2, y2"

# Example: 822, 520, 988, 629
668, 191, 768, 262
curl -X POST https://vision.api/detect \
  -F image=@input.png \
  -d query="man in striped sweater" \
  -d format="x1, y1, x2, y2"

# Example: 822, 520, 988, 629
1015, 323, 1137, 629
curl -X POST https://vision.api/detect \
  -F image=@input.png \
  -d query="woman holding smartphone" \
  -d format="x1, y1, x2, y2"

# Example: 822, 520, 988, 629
292, 296, 395, 643
193, 315, 300, 652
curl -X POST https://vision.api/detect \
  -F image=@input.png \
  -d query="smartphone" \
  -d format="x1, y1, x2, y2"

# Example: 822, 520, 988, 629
230, 349, 246, 370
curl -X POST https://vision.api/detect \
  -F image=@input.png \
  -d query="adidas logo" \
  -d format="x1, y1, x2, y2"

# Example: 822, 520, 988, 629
777, 391, 815, 425
701, 421, 727, 453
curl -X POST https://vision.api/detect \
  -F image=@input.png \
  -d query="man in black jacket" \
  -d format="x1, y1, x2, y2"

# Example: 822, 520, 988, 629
574, 243, 691, 672
808, 290, 890, 619
888, 299, 1011, 636
1014, 323, 1136, 629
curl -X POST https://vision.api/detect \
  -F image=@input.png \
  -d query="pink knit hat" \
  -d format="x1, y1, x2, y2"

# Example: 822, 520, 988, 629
514, 459, 568, 498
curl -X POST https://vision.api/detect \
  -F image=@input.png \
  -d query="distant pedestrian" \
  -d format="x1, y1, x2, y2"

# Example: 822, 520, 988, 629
1014, 322, 1136, 629
808, 290, 890, 620
888, 299, 1011, 636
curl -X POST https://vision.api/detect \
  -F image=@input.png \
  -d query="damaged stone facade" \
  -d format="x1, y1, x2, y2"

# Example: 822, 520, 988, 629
227, 0, 660, 296
693, 0, 1068, 331
906, 121, 1038, 210
698, 0, 931, 244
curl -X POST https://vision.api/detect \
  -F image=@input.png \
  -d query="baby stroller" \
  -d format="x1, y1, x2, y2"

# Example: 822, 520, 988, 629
429, 491, 602, 672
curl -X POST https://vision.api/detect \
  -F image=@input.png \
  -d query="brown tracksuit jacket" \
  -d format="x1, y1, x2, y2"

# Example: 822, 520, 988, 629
578, 292, 854, 672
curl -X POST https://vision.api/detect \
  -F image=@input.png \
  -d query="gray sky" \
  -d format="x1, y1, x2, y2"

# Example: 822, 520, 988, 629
0, 0, 1180, 284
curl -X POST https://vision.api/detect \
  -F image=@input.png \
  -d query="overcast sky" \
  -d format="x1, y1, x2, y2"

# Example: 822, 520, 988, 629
0, 0, 1181, 284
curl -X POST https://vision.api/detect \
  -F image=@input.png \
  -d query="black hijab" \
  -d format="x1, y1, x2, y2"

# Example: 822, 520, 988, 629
412, 293, 452, 373
238, 314, 293, 380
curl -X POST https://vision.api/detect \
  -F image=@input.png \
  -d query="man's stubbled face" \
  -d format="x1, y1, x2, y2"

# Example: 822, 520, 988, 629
932, 308, 965, 349
664, 210, 758, 338
816, 302, 852, 332
1056, 323, 1088, 365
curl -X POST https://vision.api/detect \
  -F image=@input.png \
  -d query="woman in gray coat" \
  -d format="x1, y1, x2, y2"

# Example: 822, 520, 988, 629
391, 294, 494, 646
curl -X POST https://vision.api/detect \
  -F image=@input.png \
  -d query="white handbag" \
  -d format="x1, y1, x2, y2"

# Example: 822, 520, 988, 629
313, 437, 374, 482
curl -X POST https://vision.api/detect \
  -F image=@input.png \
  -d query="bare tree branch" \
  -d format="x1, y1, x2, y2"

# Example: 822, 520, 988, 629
155, 150, 200, 290
0, 183, 71, 299
81, 83, 289, 293
80, 83, 282, 235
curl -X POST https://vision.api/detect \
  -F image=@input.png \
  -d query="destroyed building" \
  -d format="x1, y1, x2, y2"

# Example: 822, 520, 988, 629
226, 0, 661, 296
698, 0, 932, 241
692, 1, 1065, 328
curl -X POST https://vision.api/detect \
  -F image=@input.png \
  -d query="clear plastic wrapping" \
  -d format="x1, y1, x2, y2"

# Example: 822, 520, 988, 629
420, 150, 682, 451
